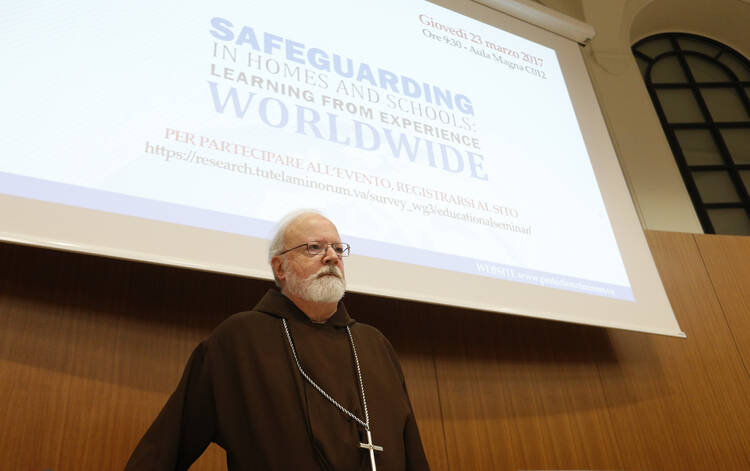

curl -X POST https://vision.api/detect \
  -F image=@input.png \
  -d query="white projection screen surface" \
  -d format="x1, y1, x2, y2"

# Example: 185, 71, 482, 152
0, 0, 684, 336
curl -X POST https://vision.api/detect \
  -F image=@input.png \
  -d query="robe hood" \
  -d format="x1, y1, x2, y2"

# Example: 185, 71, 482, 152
253, 288, 356, 327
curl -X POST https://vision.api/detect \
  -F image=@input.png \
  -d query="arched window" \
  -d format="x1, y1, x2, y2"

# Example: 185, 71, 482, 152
632, 33, 750, 235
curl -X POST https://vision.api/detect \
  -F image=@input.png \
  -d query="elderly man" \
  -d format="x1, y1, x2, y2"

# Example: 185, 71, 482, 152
124, 211, 430, 470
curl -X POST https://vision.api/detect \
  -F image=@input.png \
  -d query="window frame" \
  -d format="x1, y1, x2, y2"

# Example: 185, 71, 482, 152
633, 33, 750, 234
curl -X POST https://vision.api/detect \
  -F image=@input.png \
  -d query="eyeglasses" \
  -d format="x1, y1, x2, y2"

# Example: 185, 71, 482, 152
278, 241, 351, 257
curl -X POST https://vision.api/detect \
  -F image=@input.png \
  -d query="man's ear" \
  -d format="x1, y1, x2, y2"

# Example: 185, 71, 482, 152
271, 256, 286, 282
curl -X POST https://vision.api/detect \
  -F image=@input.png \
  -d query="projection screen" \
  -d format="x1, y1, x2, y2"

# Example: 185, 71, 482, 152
0, 0, 685, 336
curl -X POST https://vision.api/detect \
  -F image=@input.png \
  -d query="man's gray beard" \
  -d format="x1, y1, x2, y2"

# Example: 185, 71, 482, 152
285, 265, 346, 304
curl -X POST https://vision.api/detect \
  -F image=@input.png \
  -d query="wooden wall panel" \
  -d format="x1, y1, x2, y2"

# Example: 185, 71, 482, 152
0, 243, 258, 470
431, 301, 624, 471
0, 359, 69, 470
695, 233, 750, 373
2, 230, 750, 470
598, 231, 750, 470
0, 249, 76, 471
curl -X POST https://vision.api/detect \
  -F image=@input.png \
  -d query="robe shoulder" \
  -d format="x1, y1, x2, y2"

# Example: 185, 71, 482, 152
215, 309, 279, 331
352, 323, 400, 357
206, 310, 280, 346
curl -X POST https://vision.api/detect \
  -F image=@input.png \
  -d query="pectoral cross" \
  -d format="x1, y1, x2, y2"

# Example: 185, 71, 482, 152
359, 429, 384, 471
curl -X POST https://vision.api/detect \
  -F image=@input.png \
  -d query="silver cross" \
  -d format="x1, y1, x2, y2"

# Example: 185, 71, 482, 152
359, 429, 384, 471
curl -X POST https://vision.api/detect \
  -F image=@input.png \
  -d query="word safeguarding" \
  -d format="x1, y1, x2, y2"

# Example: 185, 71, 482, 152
209, 17, 474, 117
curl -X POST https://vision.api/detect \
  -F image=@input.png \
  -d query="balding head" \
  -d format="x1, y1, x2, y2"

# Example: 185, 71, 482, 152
268, 210, 334, 272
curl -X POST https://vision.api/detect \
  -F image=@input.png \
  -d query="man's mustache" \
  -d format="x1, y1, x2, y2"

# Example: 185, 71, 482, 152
315, 266, 343, 279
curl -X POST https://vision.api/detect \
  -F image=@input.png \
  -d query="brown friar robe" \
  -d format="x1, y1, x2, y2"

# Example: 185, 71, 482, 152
124, 289, 430, 471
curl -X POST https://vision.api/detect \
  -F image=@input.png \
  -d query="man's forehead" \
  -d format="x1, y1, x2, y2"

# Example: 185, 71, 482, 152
285, 214, 340, 242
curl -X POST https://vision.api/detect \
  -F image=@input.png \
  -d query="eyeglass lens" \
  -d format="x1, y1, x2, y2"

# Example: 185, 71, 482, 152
307, 242, 349, 256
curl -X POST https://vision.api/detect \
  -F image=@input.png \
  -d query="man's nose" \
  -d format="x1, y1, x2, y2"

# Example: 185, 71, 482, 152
321, 245, 340, 264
